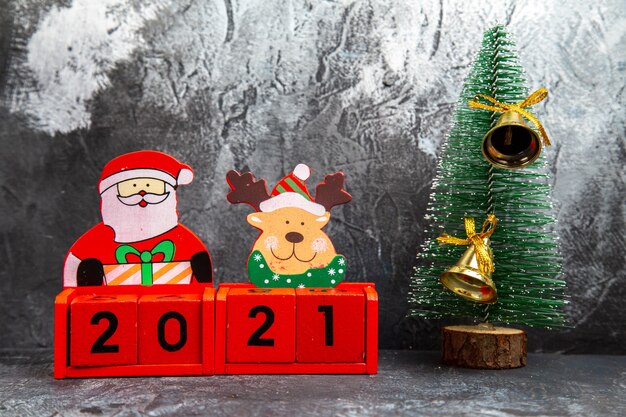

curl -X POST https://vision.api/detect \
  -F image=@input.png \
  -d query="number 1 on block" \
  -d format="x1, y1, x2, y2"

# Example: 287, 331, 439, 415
317, 305, 334, 346
296, 288, 365, 363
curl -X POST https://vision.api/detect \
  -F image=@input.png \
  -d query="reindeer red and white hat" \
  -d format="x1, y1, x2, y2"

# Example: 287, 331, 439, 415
98, 150, 194, 194
259, 164, 326, 216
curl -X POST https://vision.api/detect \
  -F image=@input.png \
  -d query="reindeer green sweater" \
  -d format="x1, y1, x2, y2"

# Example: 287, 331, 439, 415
247, 250, 346, 288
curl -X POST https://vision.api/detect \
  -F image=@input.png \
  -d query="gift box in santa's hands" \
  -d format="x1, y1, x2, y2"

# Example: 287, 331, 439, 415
103, 261, 193, 286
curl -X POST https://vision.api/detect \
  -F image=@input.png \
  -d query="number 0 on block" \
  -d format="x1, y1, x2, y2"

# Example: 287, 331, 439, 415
138, 294, 202, 364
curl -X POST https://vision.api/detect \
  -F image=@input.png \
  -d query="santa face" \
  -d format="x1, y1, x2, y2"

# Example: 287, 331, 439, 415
101, 178, 178, 243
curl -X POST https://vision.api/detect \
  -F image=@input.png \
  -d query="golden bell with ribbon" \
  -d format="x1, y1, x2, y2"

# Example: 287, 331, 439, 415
469, 88, 552, 169
481, 111, 542, 169
440, 237, 497, 304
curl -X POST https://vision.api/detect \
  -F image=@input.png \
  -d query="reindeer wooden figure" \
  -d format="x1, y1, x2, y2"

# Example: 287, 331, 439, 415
226, 164, 352, 288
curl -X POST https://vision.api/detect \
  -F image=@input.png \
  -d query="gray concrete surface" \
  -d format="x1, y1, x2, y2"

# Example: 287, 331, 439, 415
0, 0, 625, 353
0, 350, 624, 417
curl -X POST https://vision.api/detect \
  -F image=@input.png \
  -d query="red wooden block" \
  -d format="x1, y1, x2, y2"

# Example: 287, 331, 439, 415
224, 362, 367, 374
55, 283, 375, 377
295, 287, 365, 363
56, 285, 214, 378
216, 283, 378, 375
214, 286, 229, 374
54, 288, 76, 378
202, 287, 216, 375
363, 285, 378, 375
226, 287, 296, 363
70, 294, 138, 367
137, 293, 202, 364
65, 363, 204, 378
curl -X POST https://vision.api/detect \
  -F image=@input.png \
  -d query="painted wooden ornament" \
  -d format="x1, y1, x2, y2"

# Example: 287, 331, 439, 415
62, 150, 213, 287
226, 164, 352, 288
54, 157, 378, 378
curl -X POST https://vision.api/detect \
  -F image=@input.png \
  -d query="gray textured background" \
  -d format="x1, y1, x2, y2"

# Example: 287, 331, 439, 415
0, 0, 624, 353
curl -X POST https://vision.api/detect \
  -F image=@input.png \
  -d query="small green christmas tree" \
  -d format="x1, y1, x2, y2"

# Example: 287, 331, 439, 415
408, 25, 567, 327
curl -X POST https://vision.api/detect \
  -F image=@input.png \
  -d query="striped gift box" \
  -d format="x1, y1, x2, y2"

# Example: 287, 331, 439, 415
103, 262, 193, 286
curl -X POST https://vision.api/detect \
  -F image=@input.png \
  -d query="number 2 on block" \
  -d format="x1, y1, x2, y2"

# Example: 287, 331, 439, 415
247, 305, 275, 346
90, 311, 120, 354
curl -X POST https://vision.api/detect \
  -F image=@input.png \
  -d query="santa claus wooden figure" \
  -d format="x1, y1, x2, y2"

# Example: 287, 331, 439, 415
63, 151, 212, 287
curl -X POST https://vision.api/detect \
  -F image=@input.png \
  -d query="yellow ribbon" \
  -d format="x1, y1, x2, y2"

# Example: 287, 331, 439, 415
468, 88, 551, 147
437, 214, 498, 275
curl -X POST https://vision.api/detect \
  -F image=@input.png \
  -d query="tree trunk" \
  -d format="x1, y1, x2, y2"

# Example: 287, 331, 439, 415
441, 324, 527, 369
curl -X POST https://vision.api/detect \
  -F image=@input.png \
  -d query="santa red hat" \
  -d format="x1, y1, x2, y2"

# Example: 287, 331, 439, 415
259, 164, 326, 215
99, 150, 194, 194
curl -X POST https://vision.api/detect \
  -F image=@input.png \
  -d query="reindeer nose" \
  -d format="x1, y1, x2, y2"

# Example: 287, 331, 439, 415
285, 232, 304, 243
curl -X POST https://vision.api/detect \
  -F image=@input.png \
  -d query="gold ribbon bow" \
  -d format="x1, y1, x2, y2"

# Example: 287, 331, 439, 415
437, 214, 498, 275
468, 88, 551, 147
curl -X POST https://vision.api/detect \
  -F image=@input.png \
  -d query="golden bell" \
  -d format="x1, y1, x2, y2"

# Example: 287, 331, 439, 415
440, 238, 497, 304
482, 111, 542, 169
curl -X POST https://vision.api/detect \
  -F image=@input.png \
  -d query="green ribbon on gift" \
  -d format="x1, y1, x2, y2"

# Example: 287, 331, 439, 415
115, 240, 175, 285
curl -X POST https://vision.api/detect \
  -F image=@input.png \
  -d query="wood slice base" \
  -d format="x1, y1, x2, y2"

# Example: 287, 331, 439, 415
442, 325, 527, 369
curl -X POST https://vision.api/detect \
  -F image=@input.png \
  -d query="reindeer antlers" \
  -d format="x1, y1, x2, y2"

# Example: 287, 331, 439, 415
228, 168, 351, 212
315, 173, 352, 212
226, 170, 271, 211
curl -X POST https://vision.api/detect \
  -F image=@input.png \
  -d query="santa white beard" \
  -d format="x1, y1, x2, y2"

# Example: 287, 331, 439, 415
101, 184, 179, 243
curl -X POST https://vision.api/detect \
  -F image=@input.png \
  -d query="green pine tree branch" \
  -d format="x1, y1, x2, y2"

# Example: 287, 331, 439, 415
408, 25, 568, 328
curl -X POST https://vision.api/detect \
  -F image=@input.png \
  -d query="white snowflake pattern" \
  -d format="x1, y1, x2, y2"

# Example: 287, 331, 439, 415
338, 269, 344, 274
298, 283, 305, 288
272, 274, 280, 281
338, 258, 345, 266
328, 268, 336, 276
286, 279, 292, 284
253, 253, 262, 262
331, 279, 336, 284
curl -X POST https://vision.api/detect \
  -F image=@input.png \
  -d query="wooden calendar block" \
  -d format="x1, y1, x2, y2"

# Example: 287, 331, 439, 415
216, 283, 378, 375
70, 294, 138, 367
201, 287, 216, 375
54, 288, 76, 378
54, 283, 376, 377
364, 285, 379, 375
295, 287, 365, 363
138, 293, 202, 364
225, 287, 296, 363
56, 285, 213, 378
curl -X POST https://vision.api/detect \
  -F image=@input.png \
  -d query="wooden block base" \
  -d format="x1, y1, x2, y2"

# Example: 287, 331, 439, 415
215, 282, 378, 375
54, 282, 378, 378
441, 325, 527, 369
65, 363, 204, 378
54, 285, 215, 379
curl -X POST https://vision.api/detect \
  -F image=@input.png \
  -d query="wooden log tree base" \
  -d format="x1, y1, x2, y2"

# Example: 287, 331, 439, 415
442, 325, 527, 369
